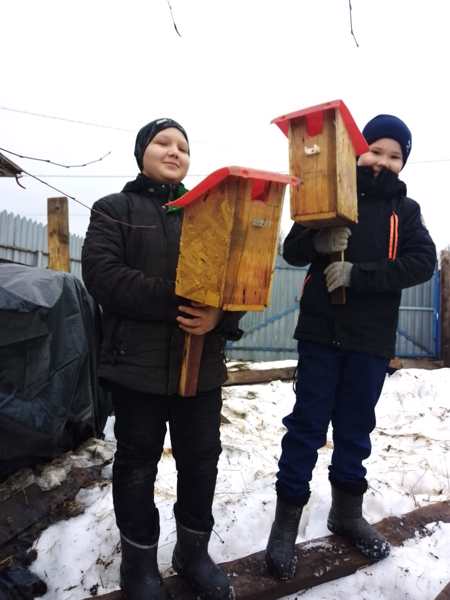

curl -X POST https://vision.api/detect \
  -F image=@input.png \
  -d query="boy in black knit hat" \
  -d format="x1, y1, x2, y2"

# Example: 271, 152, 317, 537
266, 114, 436, 580
82, 118, 239, 600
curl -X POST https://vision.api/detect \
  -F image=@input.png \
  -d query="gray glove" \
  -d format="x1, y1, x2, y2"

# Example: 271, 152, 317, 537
324, 261, 353, 292
313, 226, 352, 254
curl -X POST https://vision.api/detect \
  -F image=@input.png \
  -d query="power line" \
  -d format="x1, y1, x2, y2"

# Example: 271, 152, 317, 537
409, 158, 450, 164
12, 167, 167, 231
0, 105, 134, 132
0, 146, 111, 169
0, 105, 207, 142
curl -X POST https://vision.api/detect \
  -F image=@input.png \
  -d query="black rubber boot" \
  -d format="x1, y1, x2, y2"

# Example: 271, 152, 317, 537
172, 521, 235, 599
327, 485, 390, 561
120, 534, 168, 599
265, 497, 304, 580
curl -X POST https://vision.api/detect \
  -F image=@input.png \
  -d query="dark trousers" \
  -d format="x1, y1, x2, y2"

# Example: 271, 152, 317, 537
111, 384, 222, 546
276, 341, 388, 506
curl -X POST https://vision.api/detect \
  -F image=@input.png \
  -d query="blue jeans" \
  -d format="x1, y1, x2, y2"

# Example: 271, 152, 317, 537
276, 341, 388, 505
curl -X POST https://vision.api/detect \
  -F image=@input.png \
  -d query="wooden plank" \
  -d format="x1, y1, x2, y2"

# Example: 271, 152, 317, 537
178, 333, 205, 397
289, 111, 337, 223
329, 250, 346, 305
47, 196, 70, 272
224, 359, 442, 387
222, 303, 264, 311
290, 214, 354, 228
225, 366, 296, 386
435, 582, 450, 600
441, 250, 450, 367
84, 501, 450, 600
0, 466, 103, 564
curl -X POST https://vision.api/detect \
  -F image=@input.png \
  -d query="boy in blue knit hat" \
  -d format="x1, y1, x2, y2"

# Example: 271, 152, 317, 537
266, 114, 436, 580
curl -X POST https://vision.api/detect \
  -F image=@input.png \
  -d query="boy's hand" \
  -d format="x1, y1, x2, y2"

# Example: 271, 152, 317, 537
314, 227, 352, 254
324, 262, 353, 292
177, 302, 223, 335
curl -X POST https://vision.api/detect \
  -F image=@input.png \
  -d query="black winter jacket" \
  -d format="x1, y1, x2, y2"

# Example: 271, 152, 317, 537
81, 179, 243, 395
283, 167, 437, 358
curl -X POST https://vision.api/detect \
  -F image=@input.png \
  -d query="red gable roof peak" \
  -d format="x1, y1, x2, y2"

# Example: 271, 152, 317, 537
271, 99, 368, 156
166, 166, 299, 209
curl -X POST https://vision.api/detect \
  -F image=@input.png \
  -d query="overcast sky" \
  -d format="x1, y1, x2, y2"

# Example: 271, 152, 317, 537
1, 0, 449, 250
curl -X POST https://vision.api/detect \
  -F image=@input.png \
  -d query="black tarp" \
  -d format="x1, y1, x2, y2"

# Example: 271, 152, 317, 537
0, 264, 111, 479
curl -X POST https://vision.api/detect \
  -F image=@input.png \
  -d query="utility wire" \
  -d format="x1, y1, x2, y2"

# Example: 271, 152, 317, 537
0, 105, 207, 142
0, 105, 134, 132
15, 167, 159, 231
0, 146, 111, 169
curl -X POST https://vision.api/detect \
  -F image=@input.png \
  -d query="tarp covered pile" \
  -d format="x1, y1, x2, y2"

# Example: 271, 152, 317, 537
0, 264, 111, 480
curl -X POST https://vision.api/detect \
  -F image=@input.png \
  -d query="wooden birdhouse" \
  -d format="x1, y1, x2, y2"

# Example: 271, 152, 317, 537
272, 99, 368, 228
166, 166, 298, 396
168, 166, 298, 312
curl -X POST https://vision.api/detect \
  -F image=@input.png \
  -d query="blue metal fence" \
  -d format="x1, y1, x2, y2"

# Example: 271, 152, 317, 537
226, 256, 440, 361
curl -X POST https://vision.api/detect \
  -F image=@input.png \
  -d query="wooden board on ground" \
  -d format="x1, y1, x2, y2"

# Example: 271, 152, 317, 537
435, 582, 450, 600
83, 501, 450, 600
225, 365, 296, 386
223, 357, 442, 388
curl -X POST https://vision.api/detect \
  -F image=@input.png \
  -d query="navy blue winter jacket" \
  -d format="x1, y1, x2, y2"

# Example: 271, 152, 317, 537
283, 166, 437, 358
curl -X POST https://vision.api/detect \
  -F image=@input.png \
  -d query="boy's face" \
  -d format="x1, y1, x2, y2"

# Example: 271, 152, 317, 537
142, 127, 190, 183
357, 138, 404, 176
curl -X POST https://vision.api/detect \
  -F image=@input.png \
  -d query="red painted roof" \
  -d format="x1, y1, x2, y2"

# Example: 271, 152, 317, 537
166, 166, 299, 208
272, 99, 368, 156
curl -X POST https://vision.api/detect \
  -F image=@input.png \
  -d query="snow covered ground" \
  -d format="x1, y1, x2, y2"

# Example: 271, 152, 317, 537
30, 366, 450, 599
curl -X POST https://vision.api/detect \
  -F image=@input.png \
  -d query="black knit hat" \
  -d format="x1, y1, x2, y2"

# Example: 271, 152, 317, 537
134, 118, 189, 170
362, 114, 412, 167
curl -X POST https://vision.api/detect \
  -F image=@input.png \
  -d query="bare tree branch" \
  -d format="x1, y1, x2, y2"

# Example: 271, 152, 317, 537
167, 0, 182, 37
348, 0, 359, 48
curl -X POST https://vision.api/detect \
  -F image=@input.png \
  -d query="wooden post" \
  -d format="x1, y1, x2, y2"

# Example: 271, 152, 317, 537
329, 250, 346, 304
178, 333, 206, 397
47, 197, 70, 272
441, 250, 450, 367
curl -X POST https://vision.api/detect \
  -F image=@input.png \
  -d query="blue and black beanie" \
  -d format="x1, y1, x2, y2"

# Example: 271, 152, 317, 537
362, 114, 412, 167
134, 118, 189, 170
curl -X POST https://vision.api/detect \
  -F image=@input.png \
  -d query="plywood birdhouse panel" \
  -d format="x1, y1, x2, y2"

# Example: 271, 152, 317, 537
173, 178, 239, 309
222, 179, 285, 311
335, 109, 359, 224
168, 167, 297, 312
273, 100, 368, 229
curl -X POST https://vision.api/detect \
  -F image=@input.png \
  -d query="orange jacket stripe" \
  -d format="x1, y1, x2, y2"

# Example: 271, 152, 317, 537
388, 214, 395, 259
392, 212, 399, 260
